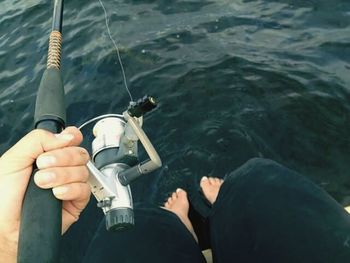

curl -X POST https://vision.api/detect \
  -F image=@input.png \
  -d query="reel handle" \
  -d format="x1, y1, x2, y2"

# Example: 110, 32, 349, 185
127, 96, 157, 117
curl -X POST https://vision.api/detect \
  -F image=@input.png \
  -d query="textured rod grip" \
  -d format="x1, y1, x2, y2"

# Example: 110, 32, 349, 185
47, 31, 62, 69
18, 121, 63, 263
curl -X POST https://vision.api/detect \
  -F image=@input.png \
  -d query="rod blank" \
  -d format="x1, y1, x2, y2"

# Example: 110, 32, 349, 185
52, 0, 64, 32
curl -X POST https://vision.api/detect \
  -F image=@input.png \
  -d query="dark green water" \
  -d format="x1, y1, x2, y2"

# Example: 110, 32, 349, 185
1, 0, 350, 259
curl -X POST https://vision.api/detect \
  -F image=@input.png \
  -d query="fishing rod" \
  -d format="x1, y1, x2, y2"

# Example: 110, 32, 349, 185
18, 0, 162, 261
18, 0, 65, 262
17, 0, 66, 263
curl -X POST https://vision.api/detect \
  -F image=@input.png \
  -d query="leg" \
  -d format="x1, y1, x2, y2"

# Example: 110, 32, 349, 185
163, 188, 198, 242
83, 204, 205, 263
203, 158, 350, 263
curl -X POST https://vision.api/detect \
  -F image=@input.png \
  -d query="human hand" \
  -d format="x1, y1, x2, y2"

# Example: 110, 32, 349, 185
0, 127, 91, 261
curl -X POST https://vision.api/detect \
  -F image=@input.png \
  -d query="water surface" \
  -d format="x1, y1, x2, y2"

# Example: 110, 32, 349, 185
1, 0, 350, 259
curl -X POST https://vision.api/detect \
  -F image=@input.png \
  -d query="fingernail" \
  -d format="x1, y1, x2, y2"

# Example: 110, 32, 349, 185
201, 176, 208, 181
37, 156, 56, 168
55, 133, 74, 141
35, 172, 56, 186
53, 186, 68, 196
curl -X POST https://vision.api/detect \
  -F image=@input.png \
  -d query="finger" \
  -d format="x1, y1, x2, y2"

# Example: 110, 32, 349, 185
34, 166, 89, 189
3, 126, 83, 165
52, 182, 91, 202
36, 146, 90, 169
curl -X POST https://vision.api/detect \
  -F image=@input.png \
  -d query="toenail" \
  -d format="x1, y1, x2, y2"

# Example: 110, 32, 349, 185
176, 188, 183, 193
201, 176, 208, 181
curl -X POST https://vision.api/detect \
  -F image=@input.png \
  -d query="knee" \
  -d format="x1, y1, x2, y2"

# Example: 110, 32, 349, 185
244, 158, 281, 170
225, 158, 288, 183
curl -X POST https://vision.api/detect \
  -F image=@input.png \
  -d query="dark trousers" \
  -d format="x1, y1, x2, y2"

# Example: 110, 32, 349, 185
83, 158, 350, 263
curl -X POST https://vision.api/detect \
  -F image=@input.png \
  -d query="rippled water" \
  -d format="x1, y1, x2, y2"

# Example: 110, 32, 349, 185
1, 0, 350, 259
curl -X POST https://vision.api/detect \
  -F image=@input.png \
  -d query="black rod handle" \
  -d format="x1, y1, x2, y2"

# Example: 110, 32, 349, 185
18, 121, 64, 263
18, 67, 66, 262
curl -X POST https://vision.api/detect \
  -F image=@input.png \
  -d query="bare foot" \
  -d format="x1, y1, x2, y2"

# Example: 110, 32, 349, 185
163, 188, 198, 242
200, 176, 224, 205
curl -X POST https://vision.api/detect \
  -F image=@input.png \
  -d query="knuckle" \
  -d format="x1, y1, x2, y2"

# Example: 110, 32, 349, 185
81, 167, 90, 182
81, 183, 90, 194
31, 129, 52, 138
82, 183, 92, 198
73, 183, 88, 200
78, 148, 90, 162
53, 167, 68, 183
79, 183, 91, 195
65, 126, 76, 130
65, 148, 77, 163
75, 183, 83, 194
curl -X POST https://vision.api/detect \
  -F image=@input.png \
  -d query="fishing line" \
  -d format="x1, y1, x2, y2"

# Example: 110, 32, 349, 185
98, 0, 134, 102
78, 113, 124, 130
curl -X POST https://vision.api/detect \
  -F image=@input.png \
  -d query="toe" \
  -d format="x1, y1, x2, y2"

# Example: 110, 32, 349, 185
176, 188, 183, 193
214, 178, 221, 184
200, 176, 210, 189
200, 176, 209, 186
176, 188, 187, 199
172, 191, 178, 200
201, 176, 209, 182
209, 177, 217, 184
